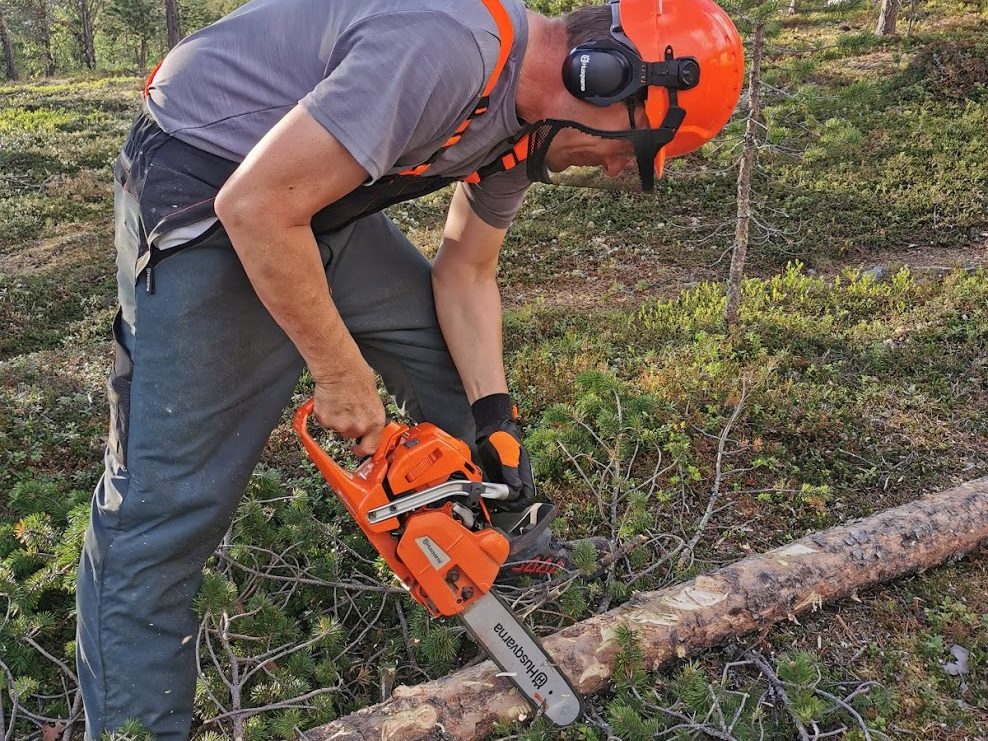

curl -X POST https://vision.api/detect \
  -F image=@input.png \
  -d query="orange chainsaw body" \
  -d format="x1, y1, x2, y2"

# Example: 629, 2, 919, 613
294, 400, 509, 617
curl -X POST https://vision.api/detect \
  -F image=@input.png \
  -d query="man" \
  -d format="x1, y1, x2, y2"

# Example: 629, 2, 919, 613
76, 0, 743, 737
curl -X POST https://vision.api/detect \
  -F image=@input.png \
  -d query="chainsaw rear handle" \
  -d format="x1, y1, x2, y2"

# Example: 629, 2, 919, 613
292, 398, 405, 494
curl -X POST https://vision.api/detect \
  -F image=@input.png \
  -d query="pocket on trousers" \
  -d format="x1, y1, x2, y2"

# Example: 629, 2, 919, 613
106, 308, 134, 468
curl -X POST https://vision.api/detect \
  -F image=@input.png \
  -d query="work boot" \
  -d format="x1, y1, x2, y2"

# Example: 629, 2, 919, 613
490, 503, 610, 585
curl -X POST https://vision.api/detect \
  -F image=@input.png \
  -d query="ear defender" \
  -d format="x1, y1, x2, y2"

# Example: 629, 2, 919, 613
561, 43, 636, 105
561, 0, 701, 108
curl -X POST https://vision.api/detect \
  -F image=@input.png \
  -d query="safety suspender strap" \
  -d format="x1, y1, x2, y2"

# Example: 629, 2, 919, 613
477, 0, 514, 98
400, 0, 515, 178
463, 131, 529, 184
143, 60, 164, 99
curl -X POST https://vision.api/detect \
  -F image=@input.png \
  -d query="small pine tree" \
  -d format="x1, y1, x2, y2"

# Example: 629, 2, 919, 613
613, 624, 647, 691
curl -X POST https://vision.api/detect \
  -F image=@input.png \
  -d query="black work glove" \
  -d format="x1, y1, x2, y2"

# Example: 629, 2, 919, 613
472, 393, 536, 511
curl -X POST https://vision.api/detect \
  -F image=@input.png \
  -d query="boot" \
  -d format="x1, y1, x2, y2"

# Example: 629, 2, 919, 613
490, 503, 610, 585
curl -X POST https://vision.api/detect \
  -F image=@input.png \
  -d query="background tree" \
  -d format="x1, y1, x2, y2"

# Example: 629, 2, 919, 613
104, 0, 160, 71
722, 0, 779, 327
875, 0, 900, 34
0, 1, 17, 80
15, 0, 56, 75
164, 0, 179, 48
68, 0, 99, 68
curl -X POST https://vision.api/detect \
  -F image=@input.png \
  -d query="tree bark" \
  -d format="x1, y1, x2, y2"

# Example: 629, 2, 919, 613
0, 2, 17, 81
875, 0, 900, 35
304, 476, 988, 740
165, 0, 180, 48
724, 22, 766, 327
77, 0, 96, 69
31, 0, 55, 76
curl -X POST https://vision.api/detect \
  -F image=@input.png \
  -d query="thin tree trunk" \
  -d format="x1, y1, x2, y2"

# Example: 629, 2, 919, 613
32, 0, 55, 76
304, 476, 988, 740
787, 0, 799, 15
165, 0, 181, 48
77, 0, 96, 68
875, 0, 900, 34
0, 3, 17, 81
724, 22, 766, 327
137, 36, 147, 73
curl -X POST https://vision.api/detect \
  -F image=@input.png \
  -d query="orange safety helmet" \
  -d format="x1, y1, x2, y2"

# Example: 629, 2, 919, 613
557, 0, 744, 188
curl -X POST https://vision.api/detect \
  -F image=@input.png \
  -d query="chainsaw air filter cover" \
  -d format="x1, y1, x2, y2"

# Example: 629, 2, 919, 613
384, 422, 482, 497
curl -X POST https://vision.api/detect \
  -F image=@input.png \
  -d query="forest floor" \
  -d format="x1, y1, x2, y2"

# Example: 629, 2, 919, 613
1, 4, 987, 740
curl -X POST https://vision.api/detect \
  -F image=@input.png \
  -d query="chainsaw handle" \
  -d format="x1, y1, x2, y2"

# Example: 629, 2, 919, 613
292, 398, 404, 491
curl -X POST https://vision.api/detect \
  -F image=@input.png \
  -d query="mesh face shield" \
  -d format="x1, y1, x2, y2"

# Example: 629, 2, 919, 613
524, 101, 685, 191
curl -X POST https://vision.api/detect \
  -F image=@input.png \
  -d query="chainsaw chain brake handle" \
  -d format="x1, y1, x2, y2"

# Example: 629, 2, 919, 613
293, 397, 510, 617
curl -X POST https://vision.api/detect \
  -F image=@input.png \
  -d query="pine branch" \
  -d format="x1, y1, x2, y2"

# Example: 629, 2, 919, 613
745, 650, 811, 741
680, 378, 750, 563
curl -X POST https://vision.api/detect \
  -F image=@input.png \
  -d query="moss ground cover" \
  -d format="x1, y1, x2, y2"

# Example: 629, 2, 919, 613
1, 3, 986, 738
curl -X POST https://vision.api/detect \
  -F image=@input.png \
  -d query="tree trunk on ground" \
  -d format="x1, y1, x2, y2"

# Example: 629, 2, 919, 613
725, 21, 766, 327
165, 0, 180, 48
876, 0, 900, 34
304, 476, 988, 740
0, 3, 17, 81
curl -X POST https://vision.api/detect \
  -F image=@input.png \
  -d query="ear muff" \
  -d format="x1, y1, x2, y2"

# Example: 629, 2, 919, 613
562, 43, 635, 105
562, 0, 641, 106
562, 1, 702, 108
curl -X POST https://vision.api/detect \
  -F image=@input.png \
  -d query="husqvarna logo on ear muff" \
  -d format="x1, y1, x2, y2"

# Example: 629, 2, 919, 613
579, 54, 591, 92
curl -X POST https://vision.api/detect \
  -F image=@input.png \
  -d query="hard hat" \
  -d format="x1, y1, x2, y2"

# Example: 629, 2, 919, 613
558, 0, 744, 189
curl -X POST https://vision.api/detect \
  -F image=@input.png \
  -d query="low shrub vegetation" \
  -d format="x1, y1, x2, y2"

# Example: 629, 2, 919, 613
1, 1, 985, 738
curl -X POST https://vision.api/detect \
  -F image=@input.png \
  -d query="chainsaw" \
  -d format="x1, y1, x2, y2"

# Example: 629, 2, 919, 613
294, 399, 583, 726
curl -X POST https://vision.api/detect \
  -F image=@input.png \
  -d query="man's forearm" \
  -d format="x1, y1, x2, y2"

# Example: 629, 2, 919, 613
222, 221, 361, 381
432, 267, 508, 404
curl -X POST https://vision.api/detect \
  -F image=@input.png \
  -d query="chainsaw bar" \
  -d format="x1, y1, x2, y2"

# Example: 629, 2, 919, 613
460, 591, 583, 726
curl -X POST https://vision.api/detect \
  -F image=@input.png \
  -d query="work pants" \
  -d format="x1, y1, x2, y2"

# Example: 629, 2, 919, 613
75, 185, 472, 740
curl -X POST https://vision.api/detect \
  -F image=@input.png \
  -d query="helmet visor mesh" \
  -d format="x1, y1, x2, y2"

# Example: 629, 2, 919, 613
524, 118, 676, 191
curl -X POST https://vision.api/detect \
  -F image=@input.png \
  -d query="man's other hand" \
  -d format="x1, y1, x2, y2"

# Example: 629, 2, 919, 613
472, 393, 535, 509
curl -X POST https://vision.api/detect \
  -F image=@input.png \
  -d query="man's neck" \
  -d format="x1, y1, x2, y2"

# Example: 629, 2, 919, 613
516, 12, 567, 125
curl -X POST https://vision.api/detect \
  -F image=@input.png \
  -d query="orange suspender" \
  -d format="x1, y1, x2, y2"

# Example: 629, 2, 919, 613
462, 131, 529, 184
143, 59, 164, 99
401, 0, 516, 178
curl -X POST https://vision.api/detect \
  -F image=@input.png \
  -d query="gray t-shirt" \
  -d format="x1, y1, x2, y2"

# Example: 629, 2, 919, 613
146, 0, 532, 228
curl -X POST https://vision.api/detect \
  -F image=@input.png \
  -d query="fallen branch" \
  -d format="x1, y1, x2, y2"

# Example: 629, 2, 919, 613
304, 476, 988, 740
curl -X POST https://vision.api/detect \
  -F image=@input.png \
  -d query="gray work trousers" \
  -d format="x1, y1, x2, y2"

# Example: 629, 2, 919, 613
76, 187, 473, 740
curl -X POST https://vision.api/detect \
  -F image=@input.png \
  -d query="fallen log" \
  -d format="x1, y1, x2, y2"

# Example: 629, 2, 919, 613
305, 476, 988, 740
